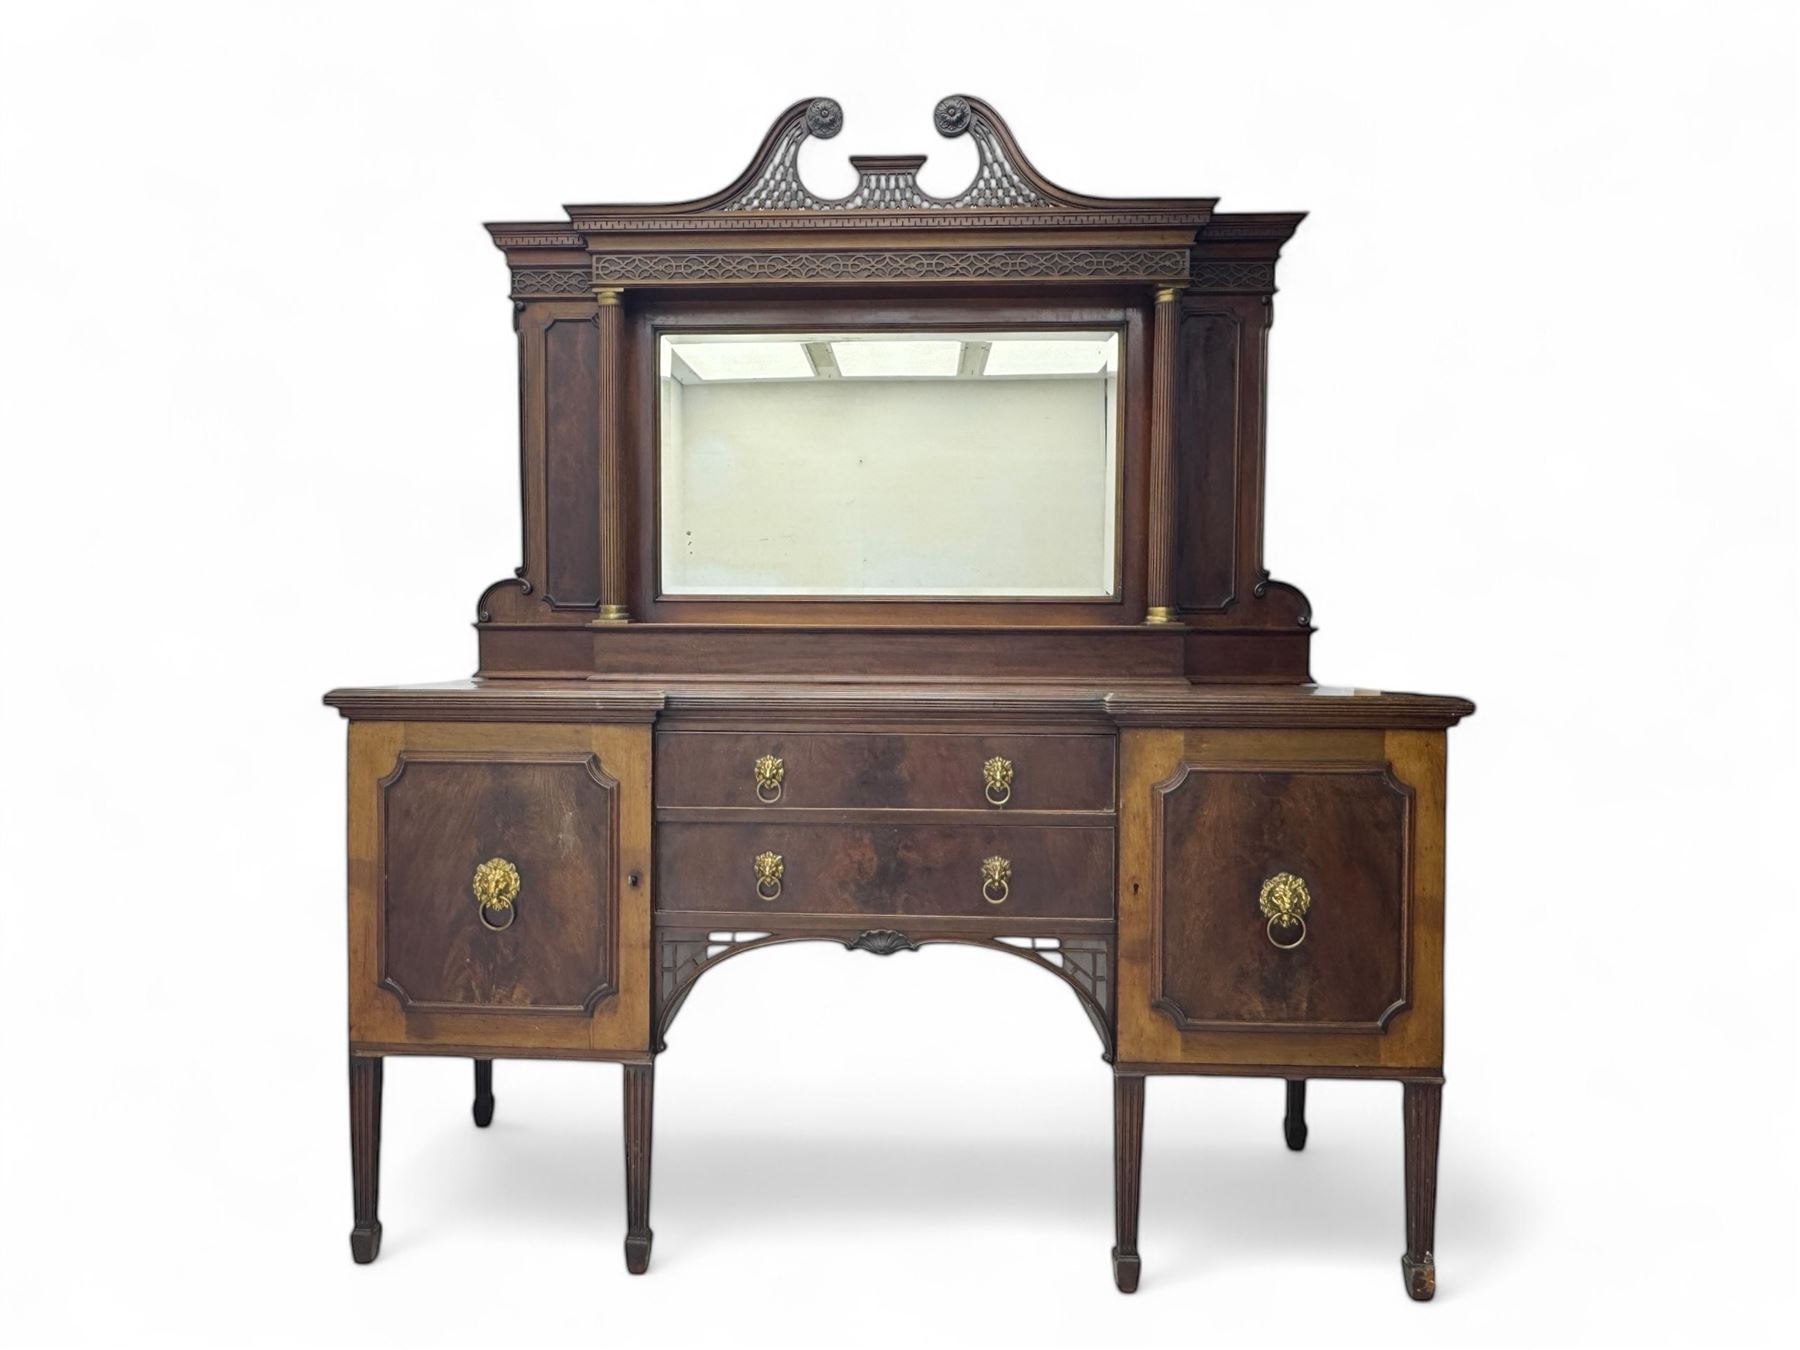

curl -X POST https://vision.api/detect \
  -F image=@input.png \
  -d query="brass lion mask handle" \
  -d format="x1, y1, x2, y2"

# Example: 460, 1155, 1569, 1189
981, 855, 1012, 905
983, 756, 1014, 807
754, 850, 784, 902
754, 754, 784, 804
472, 857, 521, 932
1258, 871, 1311, 950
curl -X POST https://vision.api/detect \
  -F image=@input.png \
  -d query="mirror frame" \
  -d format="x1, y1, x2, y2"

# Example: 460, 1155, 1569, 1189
651, 320, 1129, 605
628, 293, 1149, 627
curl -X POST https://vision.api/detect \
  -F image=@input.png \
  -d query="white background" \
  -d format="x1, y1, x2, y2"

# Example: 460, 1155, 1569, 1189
1, 3, 1795, 1347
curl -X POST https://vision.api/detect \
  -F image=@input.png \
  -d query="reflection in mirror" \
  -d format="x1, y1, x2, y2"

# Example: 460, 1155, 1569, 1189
658, 331, 1121, 598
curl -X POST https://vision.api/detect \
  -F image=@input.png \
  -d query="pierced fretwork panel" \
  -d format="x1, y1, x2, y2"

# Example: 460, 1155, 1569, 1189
720, 97, 1050, 212
655, 927, 1114, 1060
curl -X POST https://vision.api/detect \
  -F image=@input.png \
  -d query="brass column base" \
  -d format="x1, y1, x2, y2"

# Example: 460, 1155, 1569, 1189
1143, 606, 1179, 624
593, 604, 631, 624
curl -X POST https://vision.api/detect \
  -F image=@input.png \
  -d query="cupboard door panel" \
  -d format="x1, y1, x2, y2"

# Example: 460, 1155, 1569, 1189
1151, 763, 1412, 1032
380, 752, 617, 1012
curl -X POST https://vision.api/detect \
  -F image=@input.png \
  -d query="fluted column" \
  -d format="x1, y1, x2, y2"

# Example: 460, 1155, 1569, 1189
595, 286, 630, 622
1144, 283, 1183, 623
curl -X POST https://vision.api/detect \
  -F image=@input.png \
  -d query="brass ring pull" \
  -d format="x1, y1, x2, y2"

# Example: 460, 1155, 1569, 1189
754, 850, 784, 902
1258, 871, 1312, 951
472, 857, 521, 933
983, 756, 1013, 807
1266, 914, 1306, 949
753, 754, 784, 804
981, 855, 1011, 905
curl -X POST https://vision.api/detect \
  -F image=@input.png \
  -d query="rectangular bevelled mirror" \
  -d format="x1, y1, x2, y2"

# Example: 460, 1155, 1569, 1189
657, 330, 1121, 598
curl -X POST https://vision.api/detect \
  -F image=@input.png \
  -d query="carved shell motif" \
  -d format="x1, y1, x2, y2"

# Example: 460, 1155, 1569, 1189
850, 929, 919, 956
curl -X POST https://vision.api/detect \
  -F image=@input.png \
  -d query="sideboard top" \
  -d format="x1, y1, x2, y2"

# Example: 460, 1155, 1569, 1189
324, 681, 1476, 729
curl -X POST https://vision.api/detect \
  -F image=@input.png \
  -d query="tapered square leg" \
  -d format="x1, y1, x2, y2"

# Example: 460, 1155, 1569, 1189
1401, 1081, 1442, 1300
1112, 1071, 1145, 1293
349, 1054, 384, 1264
1284, 1078, 1308, 1151
623, 1061, 654, 1274
472, 1059, 495, 1128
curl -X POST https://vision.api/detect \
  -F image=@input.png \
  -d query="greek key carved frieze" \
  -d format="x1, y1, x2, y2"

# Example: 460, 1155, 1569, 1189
490, 231, 587, 248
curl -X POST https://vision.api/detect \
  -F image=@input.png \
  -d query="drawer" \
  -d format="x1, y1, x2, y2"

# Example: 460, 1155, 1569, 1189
656, 732, 1114, 811
656, 822, 1115, 919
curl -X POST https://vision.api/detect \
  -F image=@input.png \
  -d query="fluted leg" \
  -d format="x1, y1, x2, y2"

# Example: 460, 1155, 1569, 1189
1401, 1081, 1442, 1300
472, 1059, 495, 1127
1283, 1078, 1308, 1151
348, 1055, 383, 1263
1112, 1071, 1145, 1293
623, 1061, 654, 1274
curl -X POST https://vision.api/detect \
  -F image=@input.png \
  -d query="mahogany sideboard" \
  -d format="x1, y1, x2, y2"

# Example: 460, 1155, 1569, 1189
326, 96, 1474, 1299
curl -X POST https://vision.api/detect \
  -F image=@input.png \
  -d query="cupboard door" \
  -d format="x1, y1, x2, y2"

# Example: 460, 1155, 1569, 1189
348, 723, 651, 1056
1117, 729, 1446, 1071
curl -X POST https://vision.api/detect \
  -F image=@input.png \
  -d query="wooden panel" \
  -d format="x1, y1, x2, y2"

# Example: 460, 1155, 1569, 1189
1173, 309, 1240, 610
348, 722, 652, 1058
379, 752, 616, 1012
656, 731, 1114, 811
1151, 763, 1412, 1031
1116, 728, 1446, 1071
656, 822, 1114, 920
543, 316, 600, 607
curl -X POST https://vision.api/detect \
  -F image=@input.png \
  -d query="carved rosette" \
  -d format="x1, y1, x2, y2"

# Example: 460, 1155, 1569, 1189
933, 95, 972, 136
803, 97, 842, 139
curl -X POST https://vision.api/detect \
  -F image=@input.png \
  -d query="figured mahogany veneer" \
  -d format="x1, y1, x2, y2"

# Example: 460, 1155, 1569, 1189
656, 820, 1114, 920
380, 751, 619, 1013
326, 95, 1473, 1302
1149, 761, 1413, 1032
656, 730, 1114, 811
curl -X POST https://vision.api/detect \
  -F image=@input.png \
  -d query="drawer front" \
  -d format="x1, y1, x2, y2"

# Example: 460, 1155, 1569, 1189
656, 731, 1114, 812
1150, 762, 1413, 1031
379, 751, 618, 1013
657, 822, 1114, 919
